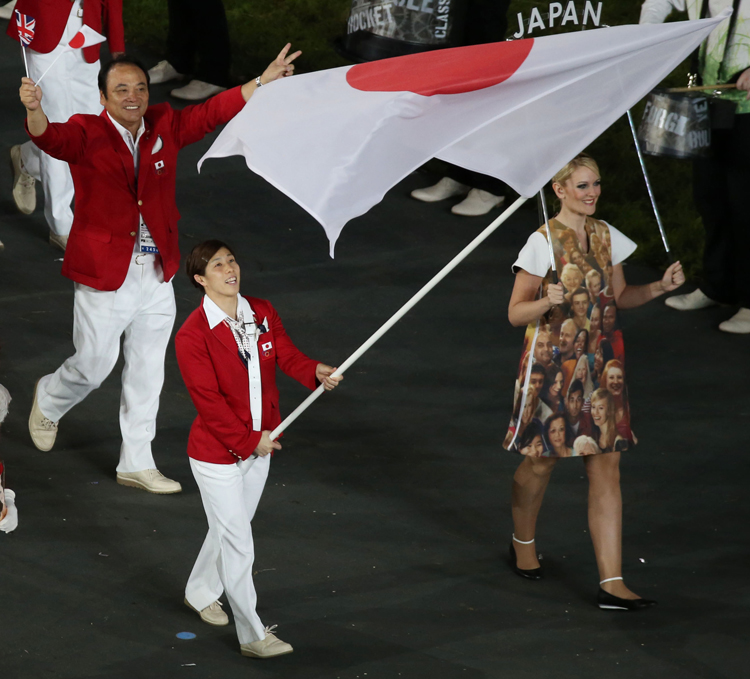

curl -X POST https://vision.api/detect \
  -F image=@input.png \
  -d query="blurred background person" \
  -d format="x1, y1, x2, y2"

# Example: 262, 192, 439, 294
7, 0, 124, 251
148, 0, 232, 101
409, 0, 511, 216
641, 0, 750, 333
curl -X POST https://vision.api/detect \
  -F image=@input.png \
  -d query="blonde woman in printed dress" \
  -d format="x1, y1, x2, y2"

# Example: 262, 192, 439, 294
503, 153, 685, 610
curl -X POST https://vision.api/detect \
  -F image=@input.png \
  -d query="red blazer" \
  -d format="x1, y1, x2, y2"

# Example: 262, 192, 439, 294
175, 297, 321, 464
7, 0, 125, 62
28, 87, 246, 290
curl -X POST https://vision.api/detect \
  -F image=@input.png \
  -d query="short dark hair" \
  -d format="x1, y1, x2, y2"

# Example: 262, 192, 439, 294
530, 363, 546, 377
517, 420, 544, 451
98, 55, 150, 96
186, 240, 235, 289
567, 379, 584, 399
571, 287, 588, 300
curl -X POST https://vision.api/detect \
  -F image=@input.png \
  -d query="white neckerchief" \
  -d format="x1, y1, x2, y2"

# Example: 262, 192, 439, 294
203, 294, 263, 432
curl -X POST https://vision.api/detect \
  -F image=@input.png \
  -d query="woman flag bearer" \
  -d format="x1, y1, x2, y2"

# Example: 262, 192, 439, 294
175, 240, 342, 658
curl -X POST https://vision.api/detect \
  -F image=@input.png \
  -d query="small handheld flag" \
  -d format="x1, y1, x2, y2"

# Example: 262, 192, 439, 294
15, 10, 35, 46
35, 25, 106, 86
14, 10, 35, 77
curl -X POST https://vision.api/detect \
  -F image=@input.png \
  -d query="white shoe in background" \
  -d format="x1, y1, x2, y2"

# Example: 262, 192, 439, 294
170, 80, 226, 100
664, 288, 718, 311
451, 188, 505, 216
148, 60, 185, 85
411, 177, 470, 202
0, 1, 18, 21
718, 308, 750, 334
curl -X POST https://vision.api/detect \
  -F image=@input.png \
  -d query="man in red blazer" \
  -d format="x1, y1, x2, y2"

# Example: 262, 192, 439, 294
8, 0, 124, 249
19, 45, 300, 494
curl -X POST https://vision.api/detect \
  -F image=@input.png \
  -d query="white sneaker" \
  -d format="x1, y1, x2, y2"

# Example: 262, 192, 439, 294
170, 80, 226, 101
148, 60, 185, 85
116, 469, 182, 494
451, 188, 505, 216
411, 177, 470, 202
718, 307, 750, 334
664, 288, 718, 311
10, 145, 36, 215
49, 231, 68, 251
240, 627, 293, 659
184, 598, 229, 626
0, 1, 17, 21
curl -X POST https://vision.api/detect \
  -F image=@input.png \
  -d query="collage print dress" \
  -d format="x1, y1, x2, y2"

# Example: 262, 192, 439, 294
503, 217, 636, 458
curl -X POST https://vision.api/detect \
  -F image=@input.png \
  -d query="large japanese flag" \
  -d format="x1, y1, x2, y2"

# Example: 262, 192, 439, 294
200, 12, 728, 255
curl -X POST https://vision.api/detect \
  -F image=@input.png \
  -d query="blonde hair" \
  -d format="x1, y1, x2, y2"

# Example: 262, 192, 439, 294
551, 153, 600, 187
590, 387, 616, 448
585, 269, 601, 286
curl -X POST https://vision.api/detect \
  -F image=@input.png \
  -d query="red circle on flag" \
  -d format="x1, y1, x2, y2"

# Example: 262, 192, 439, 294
69, 31, 85, 49
346, 39, 534, 96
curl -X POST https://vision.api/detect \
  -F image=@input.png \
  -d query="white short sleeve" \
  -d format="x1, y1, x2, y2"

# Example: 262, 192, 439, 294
605, 222, 638, 266
512, 232, 551, 277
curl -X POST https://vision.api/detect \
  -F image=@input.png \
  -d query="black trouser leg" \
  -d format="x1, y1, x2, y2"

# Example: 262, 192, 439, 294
166, 0, 197, 74
444, 165, 509, 196
191, 0, 232, 87
693, 132, 734, 303
724, 113, 750, 307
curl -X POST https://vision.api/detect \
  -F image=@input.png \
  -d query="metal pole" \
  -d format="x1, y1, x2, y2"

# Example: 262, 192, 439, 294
270, 195, 530, 440
626, 109, 672, 260
538, 187, 559, 284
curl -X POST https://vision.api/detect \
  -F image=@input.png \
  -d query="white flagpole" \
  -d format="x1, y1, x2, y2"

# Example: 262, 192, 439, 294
270, 195, 529, 440
21, 45, 29, 77
35, 49, 68, 87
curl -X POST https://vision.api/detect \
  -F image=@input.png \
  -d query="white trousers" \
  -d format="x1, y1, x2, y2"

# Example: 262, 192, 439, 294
186, 455, 270, 644
37, 253, 176, 472
20, 0, 102, 236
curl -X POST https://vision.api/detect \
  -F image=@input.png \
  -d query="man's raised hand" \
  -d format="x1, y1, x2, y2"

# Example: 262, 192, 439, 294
260, 43, 302, 84
19, 77, 42, 111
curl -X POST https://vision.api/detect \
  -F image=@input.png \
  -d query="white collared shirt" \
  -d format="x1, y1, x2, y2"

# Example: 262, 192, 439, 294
203, 294, 263, 432
107, 113, 157, 254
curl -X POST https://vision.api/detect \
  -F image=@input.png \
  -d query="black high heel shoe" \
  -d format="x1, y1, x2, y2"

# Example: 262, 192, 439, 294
597, 577, 657, 611
508, 536, 543, 580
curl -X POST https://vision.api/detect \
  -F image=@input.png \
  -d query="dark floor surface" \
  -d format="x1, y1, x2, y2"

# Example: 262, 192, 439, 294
1, 40, 750, 679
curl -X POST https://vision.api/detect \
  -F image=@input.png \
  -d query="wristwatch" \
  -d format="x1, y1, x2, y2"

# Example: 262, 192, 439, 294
255, 76, 263, 88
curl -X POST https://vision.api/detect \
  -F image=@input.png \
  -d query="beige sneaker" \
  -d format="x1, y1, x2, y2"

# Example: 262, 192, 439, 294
718, 307, 750, 334
49, 231, 68, 252
184, 598, 229, 626
148, 60, 185, 85
0, 1, 17, 21
664, 288, 717, 311
170, 80, 226, 101
10, 145, 36, 215
411, 176, 469, 203
451, 188, 505, 216
29, 380, 58, 451
240, 627, 293, 659
116, 469, 182, 494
